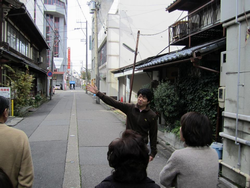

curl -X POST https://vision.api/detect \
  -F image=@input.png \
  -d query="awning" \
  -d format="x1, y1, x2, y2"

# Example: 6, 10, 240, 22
136, 38, 226, 70
53, 72, 64, 75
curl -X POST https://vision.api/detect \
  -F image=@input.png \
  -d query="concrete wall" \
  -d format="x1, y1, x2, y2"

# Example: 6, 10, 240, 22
129, 73, 152, 103
106, 14, 120, 96
221, 0, 250, 23
95, 0, 182, 97
220, 7, 250, 187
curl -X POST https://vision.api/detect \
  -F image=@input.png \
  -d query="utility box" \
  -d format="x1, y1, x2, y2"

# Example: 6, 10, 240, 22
211, 142, 223, 159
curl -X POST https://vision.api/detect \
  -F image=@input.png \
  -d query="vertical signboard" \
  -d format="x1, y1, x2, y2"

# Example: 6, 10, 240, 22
67, 47, 71, 70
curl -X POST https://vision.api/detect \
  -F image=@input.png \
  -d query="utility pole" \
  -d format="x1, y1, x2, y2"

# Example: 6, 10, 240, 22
94, 3, 100, 104
85, 21, 88, 94
129, 30, 140, 103
50, 51, 54, 100
75, 21, 88, 94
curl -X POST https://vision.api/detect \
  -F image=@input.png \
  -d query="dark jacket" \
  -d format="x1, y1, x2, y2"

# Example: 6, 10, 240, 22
96, 92, 158, 157
95, 175, 160, 188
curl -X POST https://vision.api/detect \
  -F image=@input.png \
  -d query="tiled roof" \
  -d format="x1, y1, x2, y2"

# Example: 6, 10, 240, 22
136, 38, 225, 70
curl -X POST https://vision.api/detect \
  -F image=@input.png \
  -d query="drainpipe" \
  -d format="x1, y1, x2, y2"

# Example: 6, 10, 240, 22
0, 0, 3, 43
235, 0, 242, 168
219, 160, 250, 188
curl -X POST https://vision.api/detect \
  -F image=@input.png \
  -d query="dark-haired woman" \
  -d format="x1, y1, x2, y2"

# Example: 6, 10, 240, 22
159, 112, 219, 188
95, 129, 160, 188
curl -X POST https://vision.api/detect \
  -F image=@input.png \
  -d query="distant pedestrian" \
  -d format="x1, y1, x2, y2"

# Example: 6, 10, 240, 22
0, 168, 13, 188
159, 112, 219, 188
95, 129, 160, 188
86, 84, 158, 161
0, 96, 34, 188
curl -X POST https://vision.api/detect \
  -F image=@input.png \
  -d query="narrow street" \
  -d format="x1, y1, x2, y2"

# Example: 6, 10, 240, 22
14, 88, 169, 188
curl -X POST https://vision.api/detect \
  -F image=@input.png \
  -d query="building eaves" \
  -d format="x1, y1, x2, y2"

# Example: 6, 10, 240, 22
166, 0, 211, 13
0, 48, 47, 74
111, 54, 167, 74
136, 38, 226, 70
7, 6, 49, 50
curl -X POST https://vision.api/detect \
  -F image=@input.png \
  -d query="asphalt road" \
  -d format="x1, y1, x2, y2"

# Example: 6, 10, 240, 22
14, 88, 170, 188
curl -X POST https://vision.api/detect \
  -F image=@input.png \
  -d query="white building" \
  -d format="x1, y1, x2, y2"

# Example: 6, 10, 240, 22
21, 0, 68, 90
90, 0, 183, 101
220, 0, 250, 187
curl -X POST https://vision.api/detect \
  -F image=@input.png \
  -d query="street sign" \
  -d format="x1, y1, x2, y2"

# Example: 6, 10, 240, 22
47, 71, 53, 77
0, 87, 11, 98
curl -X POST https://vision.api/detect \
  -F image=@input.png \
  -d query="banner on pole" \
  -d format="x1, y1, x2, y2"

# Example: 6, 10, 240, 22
67, 47, 71, 70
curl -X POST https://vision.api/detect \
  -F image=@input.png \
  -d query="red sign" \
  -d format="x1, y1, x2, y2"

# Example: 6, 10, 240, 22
68, 47, 71, 70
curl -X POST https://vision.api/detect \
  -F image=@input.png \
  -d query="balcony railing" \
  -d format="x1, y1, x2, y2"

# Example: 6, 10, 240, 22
169, 0, 220, 44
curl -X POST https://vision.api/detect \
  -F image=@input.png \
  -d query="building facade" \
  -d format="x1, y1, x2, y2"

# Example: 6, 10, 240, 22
0, 0, 49, 113
90, 0, 181, 101
220, 0, 250, 187
22, 0, 68, 90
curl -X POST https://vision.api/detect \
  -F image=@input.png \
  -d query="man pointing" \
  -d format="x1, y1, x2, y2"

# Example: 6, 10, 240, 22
86, 85, 158, 161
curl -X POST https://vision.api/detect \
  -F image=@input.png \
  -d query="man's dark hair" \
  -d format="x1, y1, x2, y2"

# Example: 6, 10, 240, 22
137, 88, 153, 102
181, 112, 213, 147
107, 129, 149, 183
0, 96, 9, 116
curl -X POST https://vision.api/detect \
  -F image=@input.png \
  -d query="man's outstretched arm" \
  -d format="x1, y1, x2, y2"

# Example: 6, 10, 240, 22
86, 84, 128, 113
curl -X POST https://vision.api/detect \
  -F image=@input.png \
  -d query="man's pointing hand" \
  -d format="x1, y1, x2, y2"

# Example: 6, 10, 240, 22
86, 84, 98, 94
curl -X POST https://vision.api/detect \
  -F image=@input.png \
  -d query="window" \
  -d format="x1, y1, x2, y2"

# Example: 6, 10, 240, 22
44, 0, 64, 7
32, 47, 39, 61
7, 23, 29, 57
54, 17, 60, 57
46, 14, 53, 67
98, 42, 107, 65
44, 0, 55, 4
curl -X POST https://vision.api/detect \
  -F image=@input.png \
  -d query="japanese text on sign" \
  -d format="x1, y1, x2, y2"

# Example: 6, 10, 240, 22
0, 87, 11, 98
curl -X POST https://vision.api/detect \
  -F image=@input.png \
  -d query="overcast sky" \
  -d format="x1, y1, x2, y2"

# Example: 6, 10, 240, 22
67, 0, 184, 74
67, 0, 92, 74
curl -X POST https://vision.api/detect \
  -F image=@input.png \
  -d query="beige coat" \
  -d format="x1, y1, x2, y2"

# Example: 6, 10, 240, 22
0, 123, 34, 188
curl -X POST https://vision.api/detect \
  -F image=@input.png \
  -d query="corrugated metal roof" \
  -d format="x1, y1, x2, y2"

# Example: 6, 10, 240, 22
136, 38, 225, 70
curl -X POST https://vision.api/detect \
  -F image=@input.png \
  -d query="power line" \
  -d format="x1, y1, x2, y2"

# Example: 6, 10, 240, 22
140, 11, 184, 36
76, 0, 88, 21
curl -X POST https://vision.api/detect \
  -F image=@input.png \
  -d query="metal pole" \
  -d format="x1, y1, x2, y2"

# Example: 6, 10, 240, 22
86, 21, 88, 94
50, 51, 54, 100
129, 30, 140, 103
94, 6, 100, 104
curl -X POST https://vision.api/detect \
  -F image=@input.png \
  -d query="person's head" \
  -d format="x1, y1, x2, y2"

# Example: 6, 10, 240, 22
0, 168, 13, 188
107, 129, 149, 183
180, 112, 213, 147
0, 96, 9, 123
137, 88, 153, 108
